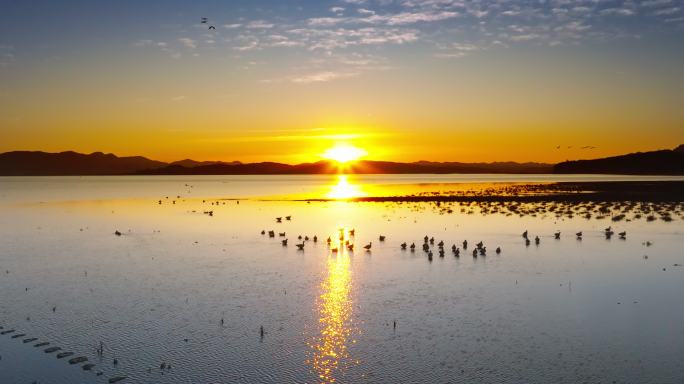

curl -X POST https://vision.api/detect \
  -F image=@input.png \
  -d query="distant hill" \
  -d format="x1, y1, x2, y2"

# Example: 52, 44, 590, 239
554, 146, 684, 175
2, 147, 682, 175
0, 151, 167, 176
138, 160, 552, 175
169, 159, 242, 168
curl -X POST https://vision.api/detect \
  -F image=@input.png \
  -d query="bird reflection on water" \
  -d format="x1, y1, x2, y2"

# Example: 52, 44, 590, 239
307, 228, 357, 383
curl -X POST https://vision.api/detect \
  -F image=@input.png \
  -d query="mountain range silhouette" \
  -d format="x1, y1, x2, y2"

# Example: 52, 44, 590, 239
0, 146, 682, 175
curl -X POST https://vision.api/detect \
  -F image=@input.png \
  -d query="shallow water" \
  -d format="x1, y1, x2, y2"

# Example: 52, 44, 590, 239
1, 175, 683, 384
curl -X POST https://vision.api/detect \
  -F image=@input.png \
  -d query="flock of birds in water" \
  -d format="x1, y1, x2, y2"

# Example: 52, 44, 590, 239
3, 186, 681, 384
260, 214, 640, 262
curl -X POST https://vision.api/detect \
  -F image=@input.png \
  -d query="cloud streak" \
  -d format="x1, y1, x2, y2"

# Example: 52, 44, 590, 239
131, 0, 684, 82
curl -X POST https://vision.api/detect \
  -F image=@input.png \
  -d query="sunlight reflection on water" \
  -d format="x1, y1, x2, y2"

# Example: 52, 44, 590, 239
308, 227, 357, 383
325, 175, 366, 200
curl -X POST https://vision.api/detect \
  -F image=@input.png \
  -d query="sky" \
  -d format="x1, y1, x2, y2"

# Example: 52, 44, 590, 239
1, 0, 683, 164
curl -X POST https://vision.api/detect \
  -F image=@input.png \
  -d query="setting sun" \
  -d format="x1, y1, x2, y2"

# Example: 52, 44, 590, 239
322, 144, 367, 164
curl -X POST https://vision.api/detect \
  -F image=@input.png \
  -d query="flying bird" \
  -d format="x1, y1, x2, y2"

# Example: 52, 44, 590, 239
201, 17, 208, 24
208, 25, 216, 30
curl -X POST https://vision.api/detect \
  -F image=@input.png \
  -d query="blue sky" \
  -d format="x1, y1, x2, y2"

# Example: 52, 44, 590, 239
3, 0, 683, 81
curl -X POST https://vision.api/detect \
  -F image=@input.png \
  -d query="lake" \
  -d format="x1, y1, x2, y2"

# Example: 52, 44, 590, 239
1, 175, 683, 383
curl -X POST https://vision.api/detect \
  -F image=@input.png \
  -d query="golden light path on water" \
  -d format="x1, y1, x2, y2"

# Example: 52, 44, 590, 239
308, 227, 357, 383
326, 175, 366, 200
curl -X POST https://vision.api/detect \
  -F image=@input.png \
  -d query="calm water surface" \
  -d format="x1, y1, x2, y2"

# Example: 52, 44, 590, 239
1, 175, 683, 384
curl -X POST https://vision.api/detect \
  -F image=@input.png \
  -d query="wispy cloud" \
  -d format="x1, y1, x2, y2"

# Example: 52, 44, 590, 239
178, 38, 197, 49
131, 0, 684, 81
261, 52, 390, 84
0, 44, 15, 68
290, 71, 360, 83
434, 42, 482, 59
308, 10, 459, 26
246, 20, 275, 29
190, 131, 372, 144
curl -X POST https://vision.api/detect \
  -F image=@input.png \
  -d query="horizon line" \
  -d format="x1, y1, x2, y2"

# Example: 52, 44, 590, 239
2, 145, 682, 167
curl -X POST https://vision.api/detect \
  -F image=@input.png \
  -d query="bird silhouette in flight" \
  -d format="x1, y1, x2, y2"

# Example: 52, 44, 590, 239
201, 17, 208, 24
208, 25, 216, 30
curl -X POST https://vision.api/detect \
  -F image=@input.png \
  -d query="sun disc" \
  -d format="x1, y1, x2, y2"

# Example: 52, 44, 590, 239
322, 144, 367, 164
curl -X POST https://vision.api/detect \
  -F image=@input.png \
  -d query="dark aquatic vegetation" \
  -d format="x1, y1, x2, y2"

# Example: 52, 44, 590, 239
69, 356, 88, 364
